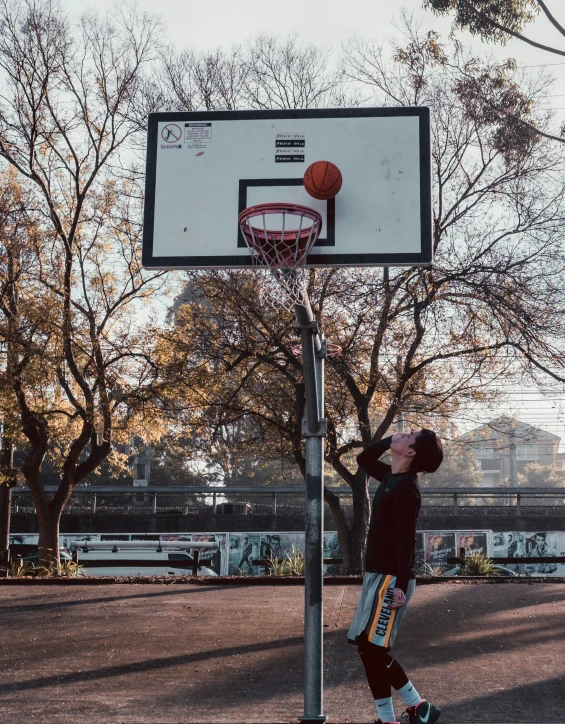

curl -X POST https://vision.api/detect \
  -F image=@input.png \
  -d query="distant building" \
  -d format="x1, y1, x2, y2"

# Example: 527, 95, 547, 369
458, 416, 560, 486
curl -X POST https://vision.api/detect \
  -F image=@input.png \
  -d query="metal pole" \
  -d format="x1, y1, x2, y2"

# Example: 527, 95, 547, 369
295, 303, 321, 434
295, 300, 327, 724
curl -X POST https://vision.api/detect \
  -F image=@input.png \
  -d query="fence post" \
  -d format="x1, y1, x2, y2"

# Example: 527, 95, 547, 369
453, 493, 458, 515
459, 546, 466, 573
213, 492, 217, 514
192, 549, 200, 576
516, 492, 521, 516
272, 492, 277, 516
91, 494, 97, 514
152, 493, 157, 514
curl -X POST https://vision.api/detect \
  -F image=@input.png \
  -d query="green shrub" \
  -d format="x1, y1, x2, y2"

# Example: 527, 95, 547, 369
7, 557, 84, 578
423, 562, 446, 577
460, 550, 504, 576
58, 560, 85, 577
266, 545, 305, 576
8, 559, 36, 577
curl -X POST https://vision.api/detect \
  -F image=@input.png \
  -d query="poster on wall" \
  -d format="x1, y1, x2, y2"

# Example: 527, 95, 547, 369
492, 531, 565, 575
455, 531, 488, 557
227, 533, 304, 575
422, 530, 492, 571
323, 531, 343, 575
226, 532, 344, 575
228, 533, 259, 575
424, 532, 456, 569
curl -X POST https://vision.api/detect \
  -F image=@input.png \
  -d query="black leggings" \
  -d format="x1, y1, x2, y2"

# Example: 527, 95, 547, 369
357, 630, 409, 700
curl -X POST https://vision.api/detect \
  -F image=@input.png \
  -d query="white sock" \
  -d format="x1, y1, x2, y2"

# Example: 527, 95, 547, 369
375, 696, 396, 722
396, 680, 424, 708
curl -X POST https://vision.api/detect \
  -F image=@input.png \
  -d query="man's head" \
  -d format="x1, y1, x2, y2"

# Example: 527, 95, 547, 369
390, 428, 443, 473
535, 533, 546, 547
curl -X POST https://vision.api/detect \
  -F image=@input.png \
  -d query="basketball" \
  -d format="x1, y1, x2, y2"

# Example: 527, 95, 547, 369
303, 161, 343, 200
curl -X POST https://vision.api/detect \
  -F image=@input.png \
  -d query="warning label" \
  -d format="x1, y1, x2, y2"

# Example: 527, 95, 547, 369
185, 122, 212, 148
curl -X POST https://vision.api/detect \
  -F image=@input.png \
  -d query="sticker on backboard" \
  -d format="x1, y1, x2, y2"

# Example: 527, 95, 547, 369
185, 122, 212, 148
275, 133, 305, 163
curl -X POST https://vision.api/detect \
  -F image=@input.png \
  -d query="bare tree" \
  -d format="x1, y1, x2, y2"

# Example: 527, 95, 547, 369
0, 0, 167, 569
130, 33, 350, 132
242, 35, 343, 109
0, 170, 39, 552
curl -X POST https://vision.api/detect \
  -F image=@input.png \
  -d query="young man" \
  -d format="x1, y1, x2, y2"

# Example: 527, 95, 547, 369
348, 429, 444, 724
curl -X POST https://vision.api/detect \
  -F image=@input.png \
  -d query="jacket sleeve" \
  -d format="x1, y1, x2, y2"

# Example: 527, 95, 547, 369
393, 477, 421, 594
356, 436, 393, 482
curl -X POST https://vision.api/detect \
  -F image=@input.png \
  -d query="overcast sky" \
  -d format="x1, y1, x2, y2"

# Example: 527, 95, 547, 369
62, 1, 565, 132
58, 0, 565, 442
63, 0, 565, 65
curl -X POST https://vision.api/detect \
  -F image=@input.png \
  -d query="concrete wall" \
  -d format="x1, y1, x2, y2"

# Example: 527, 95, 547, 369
10, 511, 565, 534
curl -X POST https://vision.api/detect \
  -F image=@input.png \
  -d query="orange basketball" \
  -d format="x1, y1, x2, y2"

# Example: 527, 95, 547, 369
303, 161, 343, 200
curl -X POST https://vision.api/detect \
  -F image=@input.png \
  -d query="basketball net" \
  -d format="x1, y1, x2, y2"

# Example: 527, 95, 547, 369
238, 202, 322, 311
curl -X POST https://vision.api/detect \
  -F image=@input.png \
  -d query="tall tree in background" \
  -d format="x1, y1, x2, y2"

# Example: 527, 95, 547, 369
422, 442, 483, 487
423, 0, 561, 54
131, 33, 349, 128
0, 170, 39, 552
423, 2, 565, 142
150, 26, 565, 573
0, 0, 167, 569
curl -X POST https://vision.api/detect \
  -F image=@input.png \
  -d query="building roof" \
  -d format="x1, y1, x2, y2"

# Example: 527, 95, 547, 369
458, 415, 560, 446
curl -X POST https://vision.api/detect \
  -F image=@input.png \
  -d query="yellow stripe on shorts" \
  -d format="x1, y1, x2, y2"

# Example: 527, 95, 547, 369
367, 574, 397, 644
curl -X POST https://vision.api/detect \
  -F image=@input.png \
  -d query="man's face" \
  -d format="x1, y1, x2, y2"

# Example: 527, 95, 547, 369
390, 429, 420, 459
535, 535, 545, 548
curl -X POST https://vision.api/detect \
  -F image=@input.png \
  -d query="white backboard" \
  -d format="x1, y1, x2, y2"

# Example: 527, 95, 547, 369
142, 108, 432, 269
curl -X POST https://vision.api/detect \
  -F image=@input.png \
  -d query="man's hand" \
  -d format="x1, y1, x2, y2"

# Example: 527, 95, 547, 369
386, 587, 406, 610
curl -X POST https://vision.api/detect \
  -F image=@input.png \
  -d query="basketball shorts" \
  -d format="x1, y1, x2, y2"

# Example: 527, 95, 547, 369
347, 572, 416, 650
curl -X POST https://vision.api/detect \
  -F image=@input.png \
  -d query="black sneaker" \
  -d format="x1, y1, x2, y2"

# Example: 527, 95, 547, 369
400, 699, 441, 724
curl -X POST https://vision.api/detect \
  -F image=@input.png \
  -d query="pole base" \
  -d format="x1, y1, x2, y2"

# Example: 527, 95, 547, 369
298, 716, 328, 723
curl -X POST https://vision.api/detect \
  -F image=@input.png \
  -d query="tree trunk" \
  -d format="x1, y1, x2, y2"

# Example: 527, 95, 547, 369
0, 434, 15, 553
325, 473, 370, 574
0, 484, 11, 554
36, 505, 61, 572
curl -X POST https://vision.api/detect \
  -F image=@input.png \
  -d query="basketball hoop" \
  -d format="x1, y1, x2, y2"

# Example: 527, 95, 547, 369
292, 342, 342, 358
238, 202, 322, 309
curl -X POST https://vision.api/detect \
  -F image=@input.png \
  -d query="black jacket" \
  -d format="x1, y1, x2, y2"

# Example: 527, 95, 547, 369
357, 436, 421, 593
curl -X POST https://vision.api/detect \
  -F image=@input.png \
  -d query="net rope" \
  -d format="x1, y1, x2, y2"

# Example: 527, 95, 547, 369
239, 203, 322, 311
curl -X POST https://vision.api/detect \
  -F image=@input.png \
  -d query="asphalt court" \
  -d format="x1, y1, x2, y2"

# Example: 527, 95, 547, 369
1, 581, 564, 723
